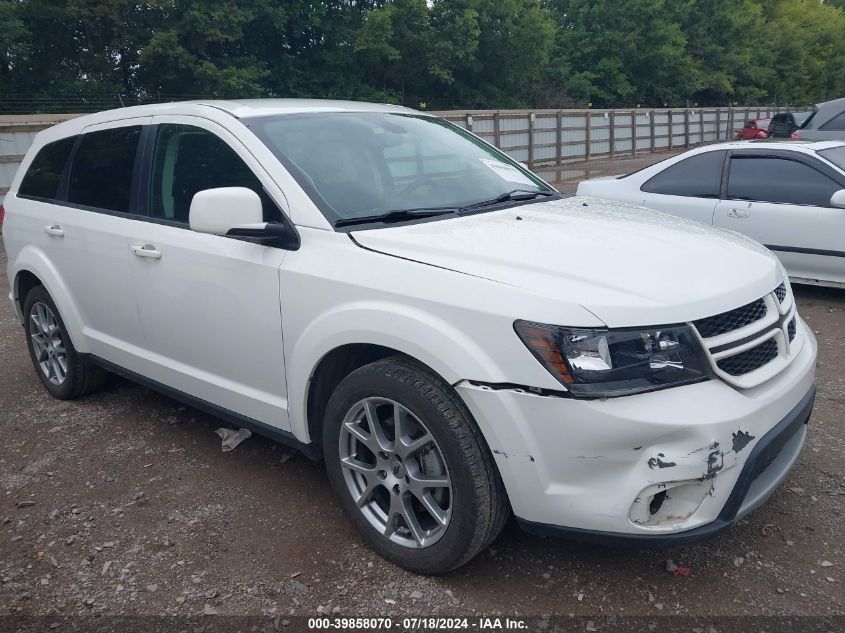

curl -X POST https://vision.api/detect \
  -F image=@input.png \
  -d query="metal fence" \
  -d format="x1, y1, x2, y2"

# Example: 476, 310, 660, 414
433, 106, 787, 174
1, 106, 787, 200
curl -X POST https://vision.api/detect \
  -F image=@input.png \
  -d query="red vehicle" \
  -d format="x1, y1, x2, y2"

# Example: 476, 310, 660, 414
735, 117, 771, 140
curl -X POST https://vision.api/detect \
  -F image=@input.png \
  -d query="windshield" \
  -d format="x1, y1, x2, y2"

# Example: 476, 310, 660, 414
818, 146, 845, 172
245, 112, 550, 223
799, 108, 818, 130
791, 111, 812, 126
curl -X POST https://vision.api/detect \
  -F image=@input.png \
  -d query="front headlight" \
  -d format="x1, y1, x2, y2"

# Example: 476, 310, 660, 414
514, 320, 712, 398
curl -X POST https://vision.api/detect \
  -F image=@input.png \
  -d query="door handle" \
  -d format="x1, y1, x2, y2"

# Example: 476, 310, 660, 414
44, 224, 64, 237
727, 208, 750, 218
131, 244, 162, 259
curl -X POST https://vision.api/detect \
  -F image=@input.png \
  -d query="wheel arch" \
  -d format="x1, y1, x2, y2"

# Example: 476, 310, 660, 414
305, 343, 399, 453
13, 269, 42, 321
287, 303, 505, 446
11, 247, 87, 350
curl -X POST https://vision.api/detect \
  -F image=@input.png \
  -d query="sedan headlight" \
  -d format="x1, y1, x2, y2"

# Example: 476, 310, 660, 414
514, 320, 712, 398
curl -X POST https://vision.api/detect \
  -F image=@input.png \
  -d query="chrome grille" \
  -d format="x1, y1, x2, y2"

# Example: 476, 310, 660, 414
774, 283, 787, 303
717, 339, 778, 376
788, 317, 796, 342
693, 299, 767, 338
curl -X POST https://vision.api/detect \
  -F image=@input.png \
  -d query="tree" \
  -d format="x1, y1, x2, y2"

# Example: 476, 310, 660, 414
1, 0, 844, 111
763, 0, 845, 105
547, 0, 698, 106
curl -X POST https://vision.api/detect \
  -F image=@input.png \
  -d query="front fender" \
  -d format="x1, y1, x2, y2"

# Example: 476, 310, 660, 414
11, 245, 88, 352
287, 300, 505, 442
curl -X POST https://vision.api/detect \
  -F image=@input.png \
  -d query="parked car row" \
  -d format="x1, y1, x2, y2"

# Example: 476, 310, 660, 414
735, 112, 812, 140
577, 140, 845, 288
735, 98, 845, 142
2, 99, 817, 573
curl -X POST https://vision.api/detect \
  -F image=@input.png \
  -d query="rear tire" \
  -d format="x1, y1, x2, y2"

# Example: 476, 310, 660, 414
23, 286, 106, 400
323, 356, 509, 574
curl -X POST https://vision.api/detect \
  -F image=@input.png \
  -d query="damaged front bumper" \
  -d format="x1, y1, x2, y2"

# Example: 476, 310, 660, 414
455, 322, 817, 546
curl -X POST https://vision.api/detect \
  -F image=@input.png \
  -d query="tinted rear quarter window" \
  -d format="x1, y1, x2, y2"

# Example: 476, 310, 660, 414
18, 137, 77, 200
818, 146, 845, 172
727, 156, 841, 206
641, 151, 726, 198
68, 126, 142, 213
820, 110, 845, 132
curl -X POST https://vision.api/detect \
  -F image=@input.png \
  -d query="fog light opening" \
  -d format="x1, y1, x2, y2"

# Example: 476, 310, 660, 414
649, 490, 668, 515
630, 479, 712, 527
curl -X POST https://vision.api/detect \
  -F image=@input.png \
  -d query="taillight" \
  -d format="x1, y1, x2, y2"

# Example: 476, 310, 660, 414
0, 203, 5, 229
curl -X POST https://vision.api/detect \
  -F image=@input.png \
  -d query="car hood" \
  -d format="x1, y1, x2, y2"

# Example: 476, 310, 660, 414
351, 196, 784, 327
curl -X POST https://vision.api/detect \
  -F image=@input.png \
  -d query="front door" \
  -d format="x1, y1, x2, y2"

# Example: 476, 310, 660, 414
714, 152, 845, 286
127, 118, 292, 429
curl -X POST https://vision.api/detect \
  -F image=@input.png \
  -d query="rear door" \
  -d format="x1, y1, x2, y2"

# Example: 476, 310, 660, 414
713, 150, 845, 285
15, 118, 150, 363
638, 150, 725, 225
126, 116, 292, 429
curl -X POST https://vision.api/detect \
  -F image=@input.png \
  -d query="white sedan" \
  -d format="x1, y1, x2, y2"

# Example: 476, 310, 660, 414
577, 141, 845, 288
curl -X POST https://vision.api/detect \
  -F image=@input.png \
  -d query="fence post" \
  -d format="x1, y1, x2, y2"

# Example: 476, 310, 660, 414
609, 111, 616, 158
528, 112, 535, 170
585, 111, 592, 162
556, 110, 563, 166
631, 110, 637, 157
699, 109, 704, 145
649, 110, 655, 153
684, 108, 690, 148
493, 112, 501, 149
668, 111, 673, 150
728, 106, 734, 140
716, 108, 721, 141
466, 112, 473, 133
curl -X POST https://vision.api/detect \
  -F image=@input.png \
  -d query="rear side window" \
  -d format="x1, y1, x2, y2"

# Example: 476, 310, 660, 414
641, 151, 726, 198
820, 110, 845, 131
727, 156, 841, 206
818, 146, 845, 172
149, 124, 281, 223
18, 137, 76, 200
68, 126, 142, 213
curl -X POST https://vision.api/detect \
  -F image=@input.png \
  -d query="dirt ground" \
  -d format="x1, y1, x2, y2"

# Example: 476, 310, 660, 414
0, 167, 843, 630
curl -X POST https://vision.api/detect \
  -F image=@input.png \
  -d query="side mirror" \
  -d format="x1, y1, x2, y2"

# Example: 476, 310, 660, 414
189, 187, 299, 249
189, 187, 263, 235
831, 189, 845, 209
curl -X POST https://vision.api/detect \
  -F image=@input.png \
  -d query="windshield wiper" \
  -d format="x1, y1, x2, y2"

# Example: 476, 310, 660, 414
334, 190, 559, 228
460, 189, 560, 213
334, 207, 457, 228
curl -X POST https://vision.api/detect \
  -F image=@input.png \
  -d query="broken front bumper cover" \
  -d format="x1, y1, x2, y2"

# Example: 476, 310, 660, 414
517, 385, 814, 548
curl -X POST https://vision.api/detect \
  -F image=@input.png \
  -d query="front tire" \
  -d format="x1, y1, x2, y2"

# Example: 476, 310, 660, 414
23, 286, 105, 399
323, 356, 508, 574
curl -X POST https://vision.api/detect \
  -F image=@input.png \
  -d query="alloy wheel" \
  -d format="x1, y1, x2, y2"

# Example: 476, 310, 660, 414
339, 397, 452, 548
29, 302, 67, 385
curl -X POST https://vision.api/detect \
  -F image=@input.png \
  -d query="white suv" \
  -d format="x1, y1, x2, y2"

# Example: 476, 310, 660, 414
2, 100, 817, 574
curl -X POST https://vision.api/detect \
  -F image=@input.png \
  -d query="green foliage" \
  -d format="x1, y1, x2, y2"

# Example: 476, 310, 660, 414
1, 0, 844, 110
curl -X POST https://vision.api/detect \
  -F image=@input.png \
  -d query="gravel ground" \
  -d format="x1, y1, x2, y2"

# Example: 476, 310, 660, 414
0, 222, 843, 630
